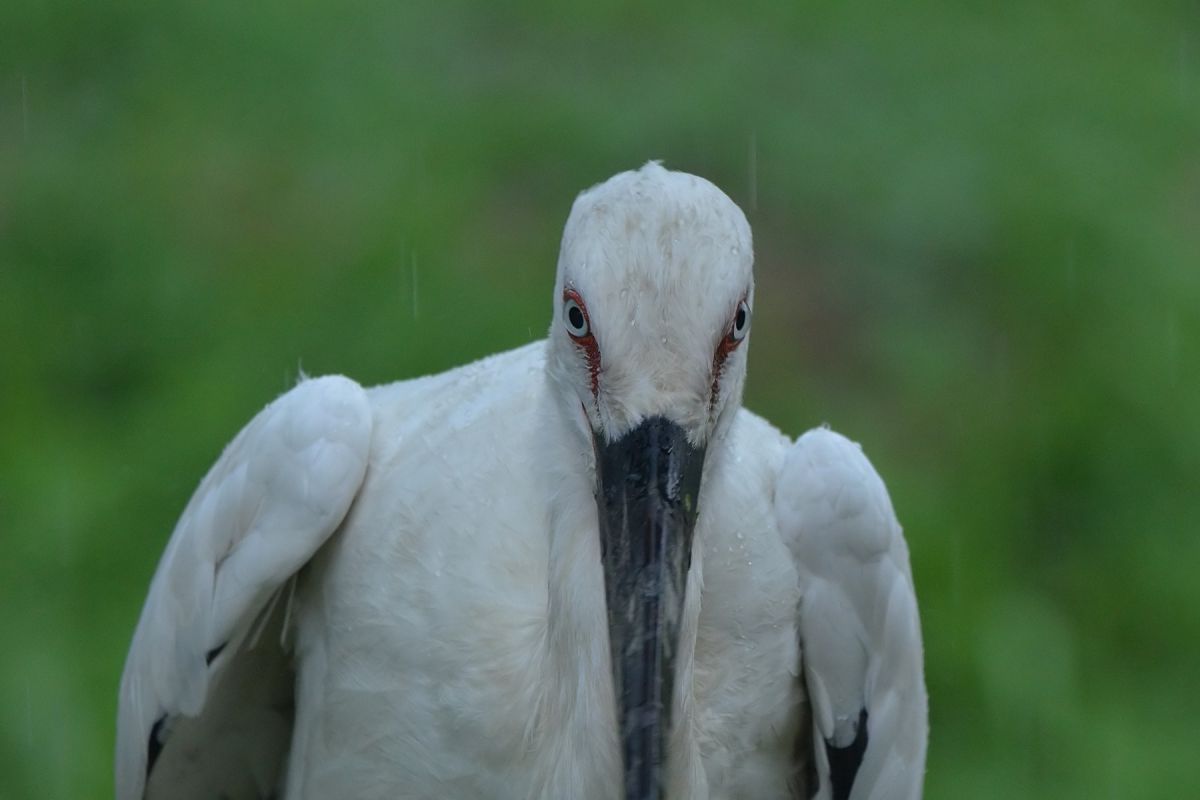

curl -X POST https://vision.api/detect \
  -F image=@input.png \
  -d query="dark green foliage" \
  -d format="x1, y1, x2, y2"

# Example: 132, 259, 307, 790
1, 1, 1196, 796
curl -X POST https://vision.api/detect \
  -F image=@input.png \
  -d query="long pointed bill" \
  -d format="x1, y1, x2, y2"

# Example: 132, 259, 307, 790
595, 416, 705, 800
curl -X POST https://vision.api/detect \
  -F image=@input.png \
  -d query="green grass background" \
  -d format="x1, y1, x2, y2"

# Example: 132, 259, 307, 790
2, 1, 1197, 797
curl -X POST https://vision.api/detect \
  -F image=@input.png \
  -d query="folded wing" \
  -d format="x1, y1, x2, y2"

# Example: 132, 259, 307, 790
774, 428, 927, 800
115, 376, 372, 800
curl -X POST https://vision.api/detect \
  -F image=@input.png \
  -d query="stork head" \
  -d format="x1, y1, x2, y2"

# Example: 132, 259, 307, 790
545, 163, 754, 800
547, 161, 755, 446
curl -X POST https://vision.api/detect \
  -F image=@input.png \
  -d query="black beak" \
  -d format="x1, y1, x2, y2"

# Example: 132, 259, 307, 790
594, 416, 705, 800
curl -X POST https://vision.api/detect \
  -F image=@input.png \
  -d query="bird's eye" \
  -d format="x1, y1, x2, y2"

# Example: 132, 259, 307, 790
730, 299, 751, 342
563, 294, 590, 339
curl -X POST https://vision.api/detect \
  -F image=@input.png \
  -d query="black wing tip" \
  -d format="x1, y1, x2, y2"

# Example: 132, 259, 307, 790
146, 714, 168, 779
826, 708, 869, 800
146, 644, 223, 783
205, 641, 228, 665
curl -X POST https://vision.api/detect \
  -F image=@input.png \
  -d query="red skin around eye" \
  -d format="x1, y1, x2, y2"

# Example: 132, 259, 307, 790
563, 288, 601, 397
710, 298, 748, 405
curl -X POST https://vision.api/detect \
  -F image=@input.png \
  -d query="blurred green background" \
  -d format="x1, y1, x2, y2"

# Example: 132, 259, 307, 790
2, 1, 1197, 797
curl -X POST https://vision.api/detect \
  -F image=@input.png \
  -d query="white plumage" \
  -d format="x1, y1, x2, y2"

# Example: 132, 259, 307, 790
117, 163, 927, 799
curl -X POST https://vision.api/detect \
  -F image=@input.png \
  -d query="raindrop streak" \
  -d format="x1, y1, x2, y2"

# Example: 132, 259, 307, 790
21, 73, 29, 142
949, 526, 963, 622
411, 253, 420, 319
1180, 32, 1191, 103
1166, 310, 1179, 388
1065, 237, 1077, 301
747, 131, 758, 213
24, 678, 32, 747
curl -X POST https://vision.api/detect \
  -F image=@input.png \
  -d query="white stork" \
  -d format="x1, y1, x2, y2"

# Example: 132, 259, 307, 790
116, 162, 927, 800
